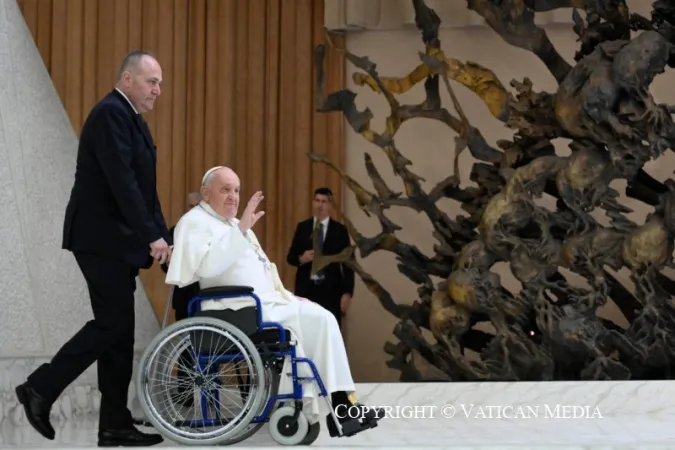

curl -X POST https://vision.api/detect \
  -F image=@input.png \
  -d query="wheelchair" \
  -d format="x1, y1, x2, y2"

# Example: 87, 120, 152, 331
136, 285, 379, 446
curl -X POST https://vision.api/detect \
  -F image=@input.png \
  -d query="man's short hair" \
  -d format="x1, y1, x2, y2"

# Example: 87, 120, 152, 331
314, 187, 333, 201
116, 50, 156, 81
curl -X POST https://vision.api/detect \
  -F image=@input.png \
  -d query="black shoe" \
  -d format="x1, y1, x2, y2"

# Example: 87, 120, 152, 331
354, 402, 385, 422
15, 383, 55, 440
97, 427, 163, 447
326, 403, 382, 438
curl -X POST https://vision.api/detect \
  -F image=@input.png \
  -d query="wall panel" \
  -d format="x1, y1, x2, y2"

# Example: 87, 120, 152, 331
17, 0, 346, 322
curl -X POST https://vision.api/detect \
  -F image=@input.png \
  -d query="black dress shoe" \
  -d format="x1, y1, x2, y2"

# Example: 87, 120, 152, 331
354, 402, 385, 421
15, 383, 55, 440
326, 403, 382, 438
98, 427, 163, 447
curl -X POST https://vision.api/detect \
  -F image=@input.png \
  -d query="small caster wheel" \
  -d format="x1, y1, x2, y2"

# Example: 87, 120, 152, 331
269, 406, 309, 446
300, 421, 321, 445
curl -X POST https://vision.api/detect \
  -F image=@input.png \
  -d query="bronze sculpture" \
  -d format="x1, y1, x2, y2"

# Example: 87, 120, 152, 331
310, 0, 675, 381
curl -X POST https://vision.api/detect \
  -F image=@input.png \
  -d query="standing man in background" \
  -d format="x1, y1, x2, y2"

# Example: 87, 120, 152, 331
16, 50, 168, 447
286, 187, 354, 330
185, 191, 202, 211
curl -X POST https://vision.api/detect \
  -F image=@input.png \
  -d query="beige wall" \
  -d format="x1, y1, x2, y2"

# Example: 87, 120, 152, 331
342, 20, 675, 382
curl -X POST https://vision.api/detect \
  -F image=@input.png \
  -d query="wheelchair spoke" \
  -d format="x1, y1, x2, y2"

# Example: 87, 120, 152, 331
136, 318, 267, 445
198, 339, 239, 376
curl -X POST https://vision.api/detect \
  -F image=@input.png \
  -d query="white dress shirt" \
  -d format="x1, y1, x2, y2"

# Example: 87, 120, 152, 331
115, 87, 138, 114
312, 216, 329, 241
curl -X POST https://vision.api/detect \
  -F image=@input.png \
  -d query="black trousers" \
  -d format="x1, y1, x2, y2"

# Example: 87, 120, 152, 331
304, 284, 343, 329
28, 252, 138, 429
174, 303, 188, 321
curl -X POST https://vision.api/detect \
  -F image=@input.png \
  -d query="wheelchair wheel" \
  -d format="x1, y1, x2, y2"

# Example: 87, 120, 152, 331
136, 317, 267, 446
268, 405, 310, 446
300, 421, 321, 445
215, 365, 280, 446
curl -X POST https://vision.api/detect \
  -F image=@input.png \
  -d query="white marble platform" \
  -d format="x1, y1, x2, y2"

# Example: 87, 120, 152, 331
3, 381, 675, 448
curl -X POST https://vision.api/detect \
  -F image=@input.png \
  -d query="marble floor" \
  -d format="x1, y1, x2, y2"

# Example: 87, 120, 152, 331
3, 414, 674, 449
4, 381, 675, 449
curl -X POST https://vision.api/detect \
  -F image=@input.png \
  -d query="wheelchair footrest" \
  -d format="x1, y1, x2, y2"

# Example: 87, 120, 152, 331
326, 413, 380, 438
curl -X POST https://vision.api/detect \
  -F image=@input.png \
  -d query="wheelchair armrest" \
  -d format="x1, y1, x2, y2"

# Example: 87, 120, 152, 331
189, 285, 259, 324
198, 285, 254, 298
190, 285, 260, 335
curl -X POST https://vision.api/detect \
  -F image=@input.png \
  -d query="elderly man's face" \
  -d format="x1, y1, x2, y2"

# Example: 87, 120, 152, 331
202, 168, 240, 219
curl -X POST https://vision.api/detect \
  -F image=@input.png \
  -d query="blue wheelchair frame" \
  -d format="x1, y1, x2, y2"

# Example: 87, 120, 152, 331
182, 289, 329, 428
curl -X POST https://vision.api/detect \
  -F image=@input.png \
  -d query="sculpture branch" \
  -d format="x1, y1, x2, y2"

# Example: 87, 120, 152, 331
311, 0, 675, 382
467, 0, 572, 83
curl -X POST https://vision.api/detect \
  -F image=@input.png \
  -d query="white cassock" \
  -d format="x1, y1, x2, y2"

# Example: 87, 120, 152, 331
165, 201, 355, 423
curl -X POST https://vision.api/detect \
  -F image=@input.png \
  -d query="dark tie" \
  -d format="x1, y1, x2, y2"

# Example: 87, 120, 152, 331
317, 222, 325, 252
313, 221, 325, 281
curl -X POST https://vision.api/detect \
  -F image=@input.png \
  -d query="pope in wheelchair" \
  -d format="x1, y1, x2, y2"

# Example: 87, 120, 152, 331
136, 166, 383, 446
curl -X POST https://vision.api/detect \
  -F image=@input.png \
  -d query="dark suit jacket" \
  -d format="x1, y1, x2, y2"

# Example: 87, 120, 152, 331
62, 89, 170, 269
286, 217, 355, 300
161, 225, 200, 319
